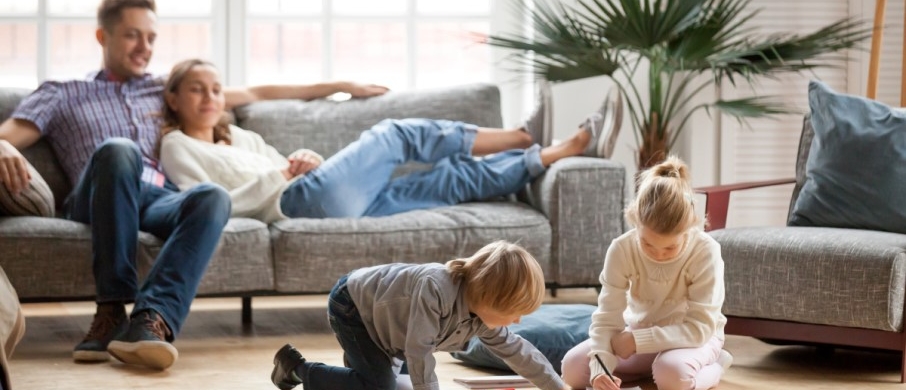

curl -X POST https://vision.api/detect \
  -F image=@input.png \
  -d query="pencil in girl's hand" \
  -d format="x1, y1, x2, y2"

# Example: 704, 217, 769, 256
593, 354, 615, 382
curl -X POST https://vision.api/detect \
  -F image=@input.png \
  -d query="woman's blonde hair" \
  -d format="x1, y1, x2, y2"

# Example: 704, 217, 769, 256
157, 58, 232, 156
446, 240, 545, 316
625, 156, 701, 235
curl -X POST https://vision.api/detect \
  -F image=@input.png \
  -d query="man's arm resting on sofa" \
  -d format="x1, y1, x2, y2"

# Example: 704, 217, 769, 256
694, 178, 795, 231
0, 118, 42, 194
224, 82, 390, 110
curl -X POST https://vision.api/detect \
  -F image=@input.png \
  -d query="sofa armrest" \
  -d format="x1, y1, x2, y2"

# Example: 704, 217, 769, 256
520, 156, 626, 287
695, 178, 795, 231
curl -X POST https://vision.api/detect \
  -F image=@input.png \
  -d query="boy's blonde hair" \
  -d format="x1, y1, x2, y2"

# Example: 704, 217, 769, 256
625, 156, 701, 235
446, 241, 545, 316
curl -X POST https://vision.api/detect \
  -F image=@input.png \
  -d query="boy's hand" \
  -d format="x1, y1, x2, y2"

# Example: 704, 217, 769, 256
611, 331, 636, 359
590, 373, 622, 390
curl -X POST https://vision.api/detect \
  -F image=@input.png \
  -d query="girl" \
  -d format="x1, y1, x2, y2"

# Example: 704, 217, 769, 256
269, 240, 570, 390
561, 156, 731, 390
157, 59, 610, 222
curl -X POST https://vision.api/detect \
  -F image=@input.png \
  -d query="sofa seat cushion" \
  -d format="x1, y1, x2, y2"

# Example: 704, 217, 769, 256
270, 202, 551, 292
0, 217, 94, 298
138, 218, 274, 294
711, 226, 906, 332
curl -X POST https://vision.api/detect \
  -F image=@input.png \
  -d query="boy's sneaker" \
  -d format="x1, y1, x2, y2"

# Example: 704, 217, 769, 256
107, 309, 178, 370
523, 79, 553, 147
271, 344, 307, 390
717, 349, 734, 373
580, 87, 623, 158
73, 303, 128, 362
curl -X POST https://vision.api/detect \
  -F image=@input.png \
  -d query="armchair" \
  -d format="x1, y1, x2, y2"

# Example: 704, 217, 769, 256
696, 116, 906, 382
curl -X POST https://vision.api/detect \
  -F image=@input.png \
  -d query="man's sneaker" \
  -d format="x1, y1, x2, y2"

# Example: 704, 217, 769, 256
73, 303, 128, 362
523, 79, 553, 147
580, 87, 623, 158
717, 349, 734, 373
107, 310, 178, 370
271, 344, 307, 390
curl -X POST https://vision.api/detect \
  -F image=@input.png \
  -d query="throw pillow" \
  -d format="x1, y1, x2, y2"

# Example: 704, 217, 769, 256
788, 80, 906, 234
0, 161, 55, 217
449, 303, 595, 374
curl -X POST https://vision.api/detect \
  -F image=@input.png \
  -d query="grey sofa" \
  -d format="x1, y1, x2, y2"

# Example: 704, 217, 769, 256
696, 116, 906, 382
0, 83, 626, 322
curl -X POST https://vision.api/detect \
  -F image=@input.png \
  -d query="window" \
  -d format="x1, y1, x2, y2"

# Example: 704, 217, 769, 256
244, 0, 492, 90
0, 0, 496, 92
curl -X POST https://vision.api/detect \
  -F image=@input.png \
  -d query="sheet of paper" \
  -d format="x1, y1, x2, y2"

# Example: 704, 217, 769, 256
452, 374, 534, 389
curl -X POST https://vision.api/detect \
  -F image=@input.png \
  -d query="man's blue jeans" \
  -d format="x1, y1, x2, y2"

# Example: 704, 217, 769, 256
64, 138, 230, 336
279, 118, 545, 218
298, 275, 400, 390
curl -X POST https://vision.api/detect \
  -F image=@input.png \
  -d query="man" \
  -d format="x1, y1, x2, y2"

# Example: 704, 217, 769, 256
0, 0, 387, 371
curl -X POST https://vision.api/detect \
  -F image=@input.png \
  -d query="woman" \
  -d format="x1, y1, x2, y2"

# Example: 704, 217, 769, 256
158, 59, 609, 222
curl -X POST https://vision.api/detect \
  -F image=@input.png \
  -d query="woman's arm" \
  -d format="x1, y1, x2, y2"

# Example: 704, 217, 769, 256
160, 131, 288, 220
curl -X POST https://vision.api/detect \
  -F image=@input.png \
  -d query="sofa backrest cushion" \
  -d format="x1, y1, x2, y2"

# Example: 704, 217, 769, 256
788, 80, 906, 234
232, 83, 503, 158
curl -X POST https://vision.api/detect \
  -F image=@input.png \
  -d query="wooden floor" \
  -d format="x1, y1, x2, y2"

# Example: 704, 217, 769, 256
8, 288, 906, 389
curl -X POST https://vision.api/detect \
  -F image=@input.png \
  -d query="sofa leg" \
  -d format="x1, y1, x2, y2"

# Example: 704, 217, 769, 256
901, 350, 905, 383
549, 287, 557, 298
242, 297, 252, 325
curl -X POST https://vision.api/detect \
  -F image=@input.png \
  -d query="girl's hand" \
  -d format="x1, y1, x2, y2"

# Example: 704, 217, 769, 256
611, 331, 637, 359
591, 373, 622, 390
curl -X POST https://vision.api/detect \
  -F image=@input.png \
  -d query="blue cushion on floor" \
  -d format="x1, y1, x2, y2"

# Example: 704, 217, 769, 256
788, 81, 906, 234
450, 303, 595, 374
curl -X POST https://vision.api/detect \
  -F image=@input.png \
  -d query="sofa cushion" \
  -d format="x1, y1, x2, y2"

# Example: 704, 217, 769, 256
0, 161, 54, 217
788, 81, 906, 234
711, 226, 906, 332
449, 303, 595, 374
269, 202, 551, 292
138, 218, 274, 294
0, 217, 95, 298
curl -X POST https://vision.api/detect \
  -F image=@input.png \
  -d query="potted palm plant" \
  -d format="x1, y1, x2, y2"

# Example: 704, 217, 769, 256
484, 0, 870, 169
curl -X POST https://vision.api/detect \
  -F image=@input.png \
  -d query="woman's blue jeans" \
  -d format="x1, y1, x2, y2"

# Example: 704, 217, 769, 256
299, 275, 401, 390
279, 118, 544, 218
64, 138, 231, 336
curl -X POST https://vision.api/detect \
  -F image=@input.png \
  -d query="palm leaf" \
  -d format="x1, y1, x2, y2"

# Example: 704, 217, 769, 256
482, 0, 870, 166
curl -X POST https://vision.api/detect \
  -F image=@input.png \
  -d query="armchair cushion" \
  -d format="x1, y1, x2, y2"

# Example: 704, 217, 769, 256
788, 81, 906, 234
711, 226, 906, 332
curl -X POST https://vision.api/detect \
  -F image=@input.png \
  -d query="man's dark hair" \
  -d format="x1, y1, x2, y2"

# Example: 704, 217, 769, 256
97, 0, 156, 32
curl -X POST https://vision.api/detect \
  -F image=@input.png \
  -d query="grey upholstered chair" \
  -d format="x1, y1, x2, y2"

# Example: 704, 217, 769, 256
696, 116, 906, 383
